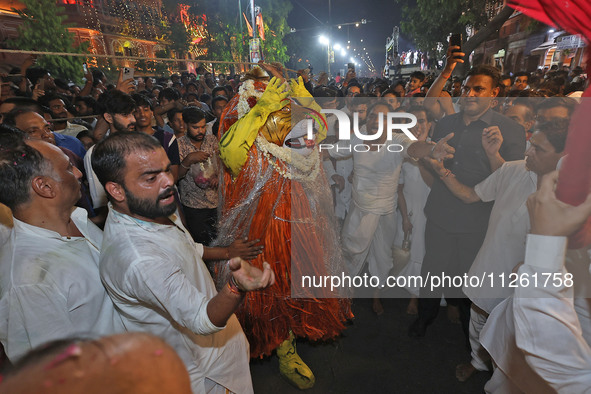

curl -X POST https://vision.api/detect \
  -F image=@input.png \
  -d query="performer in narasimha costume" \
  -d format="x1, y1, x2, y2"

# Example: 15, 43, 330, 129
214, 66, 352, 389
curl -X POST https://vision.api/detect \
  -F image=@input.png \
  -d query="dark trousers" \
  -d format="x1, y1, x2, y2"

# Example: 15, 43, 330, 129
418, 220, 487, 338
182, 206, 217, 246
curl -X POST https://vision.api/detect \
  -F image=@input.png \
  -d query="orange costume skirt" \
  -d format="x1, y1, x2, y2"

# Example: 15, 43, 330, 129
215, 145, 352, 358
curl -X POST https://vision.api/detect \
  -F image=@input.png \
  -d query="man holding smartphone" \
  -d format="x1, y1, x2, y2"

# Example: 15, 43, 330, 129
409, 64, 526, 341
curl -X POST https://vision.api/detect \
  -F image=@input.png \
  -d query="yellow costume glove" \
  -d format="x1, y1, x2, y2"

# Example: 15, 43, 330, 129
289, 76, 327, 143
219, 77, 290, 177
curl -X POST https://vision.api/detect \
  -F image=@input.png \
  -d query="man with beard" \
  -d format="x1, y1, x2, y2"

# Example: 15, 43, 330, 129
92, 131, 275, 394
39, 95, 87, 137
177, 106, 219, 244
85, 90, 136, 214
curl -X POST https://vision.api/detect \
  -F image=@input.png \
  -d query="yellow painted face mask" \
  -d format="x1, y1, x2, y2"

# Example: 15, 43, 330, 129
259, 103, 292, 146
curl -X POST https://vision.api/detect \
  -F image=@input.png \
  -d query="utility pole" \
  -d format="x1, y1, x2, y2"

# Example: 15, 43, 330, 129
327, 0, 331, 75
251, 0, 257, 39
238, 0, 242, 32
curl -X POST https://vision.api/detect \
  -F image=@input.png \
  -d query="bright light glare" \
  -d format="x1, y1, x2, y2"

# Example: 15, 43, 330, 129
334, 43, 341, 50
341, 49, 346, 56
318, 35, 329, 45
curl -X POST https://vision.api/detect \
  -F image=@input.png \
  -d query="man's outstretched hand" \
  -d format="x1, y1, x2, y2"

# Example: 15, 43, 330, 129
431, 133, 456, 161
228, 257, 275, 292
227, 237, 264, 260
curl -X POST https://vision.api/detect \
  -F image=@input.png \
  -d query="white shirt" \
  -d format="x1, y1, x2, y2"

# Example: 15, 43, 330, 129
330, 131, 413, 215
100, 206, 252, 394
322, 114, 353, 219
513, 235, 591, 393
205, 118, 217, 136
464, 160, 537, 313
55, 121, 88, 137
0, 208, 123, 361
84, 145, 108, 209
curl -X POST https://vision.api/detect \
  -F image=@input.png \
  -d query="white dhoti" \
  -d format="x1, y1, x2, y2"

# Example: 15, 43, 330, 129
342, 203, 397, 284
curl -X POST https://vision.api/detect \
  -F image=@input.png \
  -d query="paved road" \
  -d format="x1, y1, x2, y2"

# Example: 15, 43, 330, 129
251, 297, 490, 393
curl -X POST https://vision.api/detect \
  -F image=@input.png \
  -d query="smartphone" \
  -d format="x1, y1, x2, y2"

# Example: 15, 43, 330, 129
347, 62, 355, 72
82, 63, 88, 74
38, 78, 45, 90
450, 33, 462, 53
122, 67, 134, 81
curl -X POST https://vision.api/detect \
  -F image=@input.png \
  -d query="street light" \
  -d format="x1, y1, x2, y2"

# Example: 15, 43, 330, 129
318, 35, 331, 75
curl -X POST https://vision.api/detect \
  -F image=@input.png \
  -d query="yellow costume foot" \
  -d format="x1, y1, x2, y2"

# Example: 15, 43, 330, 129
277, 332, 315, 390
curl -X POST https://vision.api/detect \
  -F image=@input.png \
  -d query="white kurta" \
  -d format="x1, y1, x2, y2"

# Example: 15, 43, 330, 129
465, 160, 537, 313
84, 144, 108, 209
514, 235, 591, 392
481, 236, 591, 393
100, 206, 252, 394
323, 114, 353, 220
331, 133, 413, 282
0, 208, 123, 362
394, 160, 430, 295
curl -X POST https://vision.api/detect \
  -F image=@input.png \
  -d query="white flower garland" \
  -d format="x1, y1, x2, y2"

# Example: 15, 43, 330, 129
255, 135, 320, 182
237, 79, 264, 119
198, 157, 212, 172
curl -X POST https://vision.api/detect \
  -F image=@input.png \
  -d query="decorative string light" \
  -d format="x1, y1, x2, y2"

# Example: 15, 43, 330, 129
50, 0, 216, 74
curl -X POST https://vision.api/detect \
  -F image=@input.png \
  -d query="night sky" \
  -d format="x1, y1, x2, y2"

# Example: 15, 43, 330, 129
286, 0, 416, 76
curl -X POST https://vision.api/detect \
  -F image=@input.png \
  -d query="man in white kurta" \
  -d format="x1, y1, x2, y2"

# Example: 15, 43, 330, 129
322, 111, 353, 226
332, 129, 413, 285
93, 131, 274, 394
328, 103, 454, 289
100, 207, 252, 393
480, 170, 591, 393
462, 160, 537, 375
0, 138, 123, 362
434, 122, 568, 380
0, 208, 123, 361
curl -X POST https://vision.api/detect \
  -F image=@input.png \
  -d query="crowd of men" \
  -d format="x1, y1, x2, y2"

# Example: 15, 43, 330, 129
0, 46, 589, 393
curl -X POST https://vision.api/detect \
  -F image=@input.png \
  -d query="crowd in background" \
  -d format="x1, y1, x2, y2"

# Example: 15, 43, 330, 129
0, 48, 589, 393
